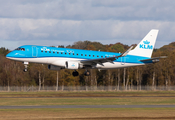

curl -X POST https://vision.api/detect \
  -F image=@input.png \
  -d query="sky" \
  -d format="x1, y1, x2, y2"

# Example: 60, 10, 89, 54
0, 0, 175, 50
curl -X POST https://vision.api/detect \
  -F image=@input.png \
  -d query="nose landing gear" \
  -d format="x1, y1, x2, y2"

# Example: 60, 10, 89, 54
23, 68, 28, 72
23, 62, 29, 72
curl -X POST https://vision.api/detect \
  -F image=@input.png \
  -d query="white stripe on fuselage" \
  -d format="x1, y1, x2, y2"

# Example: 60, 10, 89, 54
7, 57, 144, 69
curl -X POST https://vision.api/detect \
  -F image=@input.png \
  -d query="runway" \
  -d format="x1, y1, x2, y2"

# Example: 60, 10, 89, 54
1, 105, 175, 109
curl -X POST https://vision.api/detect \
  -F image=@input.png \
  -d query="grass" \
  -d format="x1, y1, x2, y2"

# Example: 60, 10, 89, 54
0, 108, 175, 120
0, 91, 175, 119
0, 91, 175, 97
0, 97, 175, 106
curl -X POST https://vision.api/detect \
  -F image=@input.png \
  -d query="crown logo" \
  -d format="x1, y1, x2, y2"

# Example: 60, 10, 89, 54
71, 64, 75, 67
143, 40, 150, 44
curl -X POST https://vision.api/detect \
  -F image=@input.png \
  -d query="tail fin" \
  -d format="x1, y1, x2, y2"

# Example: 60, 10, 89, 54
128, 29, 159, 58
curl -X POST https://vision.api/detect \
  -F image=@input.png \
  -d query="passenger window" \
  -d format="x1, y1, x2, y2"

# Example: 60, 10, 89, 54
77, 54, 78, 55
57, 52, 59, 54
53, 51, 55, 53
93, 55, 95, 57
45, 51, 47, 53
41, 50, 43, 52
89, 55, 91, 57
73, 53, 75, 55
49, 51, 51, 53
81, 54, 83, 56
61, 52, 63, 54
69, 53, 71, 55
97, 55, 99, 57
85, 54, 87, 56
65, 53, 67, 55
101, 56, 103, 58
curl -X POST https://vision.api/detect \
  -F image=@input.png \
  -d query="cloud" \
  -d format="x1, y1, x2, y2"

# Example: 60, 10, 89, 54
0, 18, 175, 46
0, 0, 175, 49
0, 0, 175, 21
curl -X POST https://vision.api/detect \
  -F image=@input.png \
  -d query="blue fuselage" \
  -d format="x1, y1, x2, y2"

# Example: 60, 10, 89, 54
6, 45, 151, 70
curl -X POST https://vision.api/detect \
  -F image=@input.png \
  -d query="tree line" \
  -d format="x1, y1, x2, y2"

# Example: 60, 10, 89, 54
0, 41, 175, 89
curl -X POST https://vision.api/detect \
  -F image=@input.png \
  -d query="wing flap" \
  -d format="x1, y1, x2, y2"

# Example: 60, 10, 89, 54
80, 57, 116, 65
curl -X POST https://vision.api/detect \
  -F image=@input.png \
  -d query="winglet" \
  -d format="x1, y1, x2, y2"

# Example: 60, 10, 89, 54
119, 46, 133, 57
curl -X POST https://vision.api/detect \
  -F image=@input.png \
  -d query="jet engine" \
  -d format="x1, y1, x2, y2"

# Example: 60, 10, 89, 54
65, 61, 83, 70
48, 65, 62, 70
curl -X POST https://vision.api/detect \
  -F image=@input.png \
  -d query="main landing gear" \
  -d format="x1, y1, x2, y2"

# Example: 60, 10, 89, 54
23, 62, 29, 72
72, 70, 79, 76
72, 70, 91, 77
84, 70, 90, 76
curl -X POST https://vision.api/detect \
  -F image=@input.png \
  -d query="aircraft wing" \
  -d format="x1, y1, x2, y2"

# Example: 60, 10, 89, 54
139, 56, 167, 63
80, 46, 133, 66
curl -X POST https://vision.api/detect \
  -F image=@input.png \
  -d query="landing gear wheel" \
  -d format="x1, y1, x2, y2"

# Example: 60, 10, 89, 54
23, 62, 29, 72
84, 70, 90, 76
23, 68, 28, 72
72, 70, 79, 77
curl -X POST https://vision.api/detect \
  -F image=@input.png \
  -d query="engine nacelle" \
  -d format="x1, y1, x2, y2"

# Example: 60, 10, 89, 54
65, 61, 82, 70
48, 65, 62, 70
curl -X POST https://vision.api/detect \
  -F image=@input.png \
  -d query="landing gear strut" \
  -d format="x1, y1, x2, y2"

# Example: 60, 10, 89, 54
84, 70, 90, 76
23, 62, 29, 72
72, 70, 79, 77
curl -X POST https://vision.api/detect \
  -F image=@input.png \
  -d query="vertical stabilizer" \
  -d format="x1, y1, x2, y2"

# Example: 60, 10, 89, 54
128, 29, 159, 58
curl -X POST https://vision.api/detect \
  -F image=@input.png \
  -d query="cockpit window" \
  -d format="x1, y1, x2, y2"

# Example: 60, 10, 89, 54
15, 47, 25, 51
21, 48, 25, 51
15, 48, 20, 50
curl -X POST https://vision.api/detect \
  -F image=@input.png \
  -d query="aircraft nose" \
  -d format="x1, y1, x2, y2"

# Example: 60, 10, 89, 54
6, 52, 15, 58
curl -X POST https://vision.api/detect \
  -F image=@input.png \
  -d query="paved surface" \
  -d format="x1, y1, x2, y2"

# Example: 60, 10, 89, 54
1, 105, 175, 109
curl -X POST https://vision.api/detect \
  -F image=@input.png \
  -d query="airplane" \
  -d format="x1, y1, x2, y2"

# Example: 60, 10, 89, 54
6, 29, 166, 76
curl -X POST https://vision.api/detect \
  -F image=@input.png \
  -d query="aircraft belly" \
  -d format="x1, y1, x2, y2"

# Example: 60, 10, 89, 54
47, 57, 84, 67
96, 62, 143, 69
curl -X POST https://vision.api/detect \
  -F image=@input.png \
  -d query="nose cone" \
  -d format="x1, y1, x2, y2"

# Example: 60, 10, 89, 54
6, 51, 18, 59
6, 51, 26, 60
6, 52, 14, 59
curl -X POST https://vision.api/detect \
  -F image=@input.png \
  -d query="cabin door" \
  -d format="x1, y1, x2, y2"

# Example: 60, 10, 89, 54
32, 46, 37, 57
121, 57, 125, 65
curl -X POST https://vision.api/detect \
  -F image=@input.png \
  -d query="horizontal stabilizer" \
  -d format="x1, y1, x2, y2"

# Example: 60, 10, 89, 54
139, 56, 167, 63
